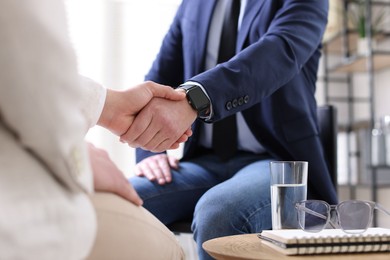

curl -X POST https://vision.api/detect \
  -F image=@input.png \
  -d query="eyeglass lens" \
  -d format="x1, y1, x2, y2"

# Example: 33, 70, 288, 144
296, 200, 330, 232
337, 201, 372, 233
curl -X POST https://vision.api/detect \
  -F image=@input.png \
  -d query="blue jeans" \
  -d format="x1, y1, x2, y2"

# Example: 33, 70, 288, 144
129, 152, 273, 260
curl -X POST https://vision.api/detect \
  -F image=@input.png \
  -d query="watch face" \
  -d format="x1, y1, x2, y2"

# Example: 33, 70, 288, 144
190, 87, 209, 109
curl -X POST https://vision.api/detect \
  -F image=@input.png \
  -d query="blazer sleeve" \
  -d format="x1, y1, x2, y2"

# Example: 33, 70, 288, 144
0, 0, 105, 192
192, 0, 329, 121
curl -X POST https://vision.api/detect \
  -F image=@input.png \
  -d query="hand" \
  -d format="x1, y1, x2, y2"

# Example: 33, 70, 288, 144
97, 81, 186, 137
134, 154, 179, 185
120, 97, 197, 152
88, 143, 143, 206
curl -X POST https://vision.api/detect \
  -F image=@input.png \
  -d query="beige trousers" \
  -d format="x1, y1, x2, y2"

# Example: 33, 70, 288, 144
86, 193, 185, 260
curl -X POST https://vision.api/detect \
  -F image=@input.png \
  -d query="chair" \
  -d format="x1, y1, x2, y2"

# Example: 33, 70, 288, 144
167, 105, 338, 233
317, 105, 338, 188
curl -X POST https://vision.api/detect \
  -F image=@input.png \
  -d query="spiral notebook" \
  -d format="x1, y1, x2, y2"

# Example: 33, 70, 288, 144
258, 228, 390, 255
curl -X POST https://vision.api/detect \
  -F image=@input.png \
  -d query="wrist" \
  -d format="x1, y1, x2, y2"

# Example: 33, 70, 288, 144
178, 84, 211, 118
180, 98, 198, 119
97, 88, 116, 128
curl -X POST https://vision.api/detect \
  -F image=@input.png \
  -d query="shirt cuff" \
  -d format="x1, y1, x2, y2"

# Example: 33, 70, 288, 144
80, 76, 107, 129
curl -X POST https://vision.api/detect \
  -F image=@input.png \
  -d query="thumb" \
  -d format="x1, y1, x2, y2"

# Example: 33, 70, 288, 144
149, 84, 186, 101
118, 181, 143, 206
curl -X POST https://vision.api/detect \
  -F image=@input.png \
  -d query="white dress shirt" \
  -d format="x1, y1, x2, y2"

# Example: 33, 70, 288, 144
199, 0, 266, 154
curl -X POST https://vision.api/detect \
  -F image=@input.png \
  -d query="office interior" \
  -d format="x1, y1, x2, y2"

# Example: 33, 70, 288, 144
66, 1, 390, 257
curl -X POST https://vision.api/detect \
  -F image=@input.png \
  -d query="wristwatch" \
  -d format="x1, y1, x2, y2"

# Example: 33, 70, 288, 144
178, 84, 210, 118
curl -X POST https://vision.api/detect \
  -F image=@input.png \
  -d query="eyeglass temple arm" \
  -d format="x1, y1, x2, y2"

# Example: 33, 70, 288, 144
375, 203, 390, 216
296, 204, 327, 220
295, 204, 338, 229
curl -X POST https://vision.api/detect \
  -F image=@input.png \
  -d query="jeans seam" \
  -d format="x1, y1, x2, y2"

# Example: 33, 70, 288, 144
241, 200, 271, 231
142, 185, 212, 201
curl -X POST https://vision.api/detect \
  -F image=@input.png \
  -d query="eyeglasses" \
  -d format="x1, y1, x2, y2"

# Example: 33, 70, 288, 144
295, 200, 390, 234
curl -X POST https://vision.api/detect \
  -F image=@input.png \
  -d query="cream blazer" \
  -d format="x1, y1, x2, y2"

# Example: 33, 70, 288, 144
0, 1, 105, 259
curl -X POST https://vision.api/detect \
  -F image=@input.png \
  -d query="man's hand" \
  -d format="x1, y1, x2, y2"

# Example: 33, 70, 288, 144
97, 81, 188, 138
134, 154, 179, 185
88, 143, 143, 206
120, 96, 197, 152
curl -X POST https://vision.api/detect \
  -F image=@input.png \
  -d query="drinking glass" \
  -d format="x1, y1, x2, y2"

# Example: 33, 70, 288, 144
270, 161, 308, 230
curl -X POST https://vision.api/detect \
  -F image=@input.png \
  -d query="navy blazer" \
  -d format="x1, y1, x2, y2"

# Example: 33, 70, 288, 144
137, 0, 337, 204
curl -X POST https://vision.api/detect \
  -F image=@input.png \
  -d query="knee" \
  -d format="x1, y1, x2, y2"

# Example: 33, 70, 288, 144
192, 194, 235, 234
250, 200, 272, 232
128, 176, 156, 199
192, 194, 272, 235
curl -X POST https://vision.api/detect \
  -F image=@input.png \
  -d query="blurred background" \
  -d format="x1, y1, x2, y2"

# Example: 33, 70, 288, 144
66, 0, 182, 176
64, 2, 390, 258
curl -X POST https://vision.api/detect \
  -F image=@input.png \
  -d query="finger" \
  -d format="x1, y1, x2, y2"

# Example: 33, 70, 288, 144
142, 124, 185, 152
124, 109, 169, 150
119, 182, 143, 206
157, 157, 173, 183
167, 142, 180, 150
136, 158, 170, 186
175, 134, 189, 144
172, 128, 192, 144
134, 165, 145, 177
165, 132, 190, 150
147, 129, 189, 152
137, 130, 169, 152
147, 83, 186, 101
185, 128, 193, 137
136, 121, 183, 152
138, 163, 157, 182
120, 110, 153, 146
151, 137, 178, 153
168, 156, 180, 169
150, 165, 166, 185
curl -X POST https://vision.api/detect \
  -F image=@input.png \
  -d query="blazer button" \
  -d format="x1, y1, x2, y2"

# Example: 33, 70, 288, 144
244, 95, 249, 104
232, 99, 238, 108
238, 97, 244, 106
226, 101, 232, 110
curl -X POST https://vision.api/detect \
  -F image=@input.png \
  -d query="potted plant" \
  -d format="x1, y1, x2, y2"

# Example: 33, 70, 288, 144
347, 0, 387, 55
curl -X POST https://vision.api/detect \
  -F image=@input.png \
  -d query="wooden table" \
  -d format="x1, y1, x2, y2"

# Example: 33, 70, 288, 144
202, 234, 390, 260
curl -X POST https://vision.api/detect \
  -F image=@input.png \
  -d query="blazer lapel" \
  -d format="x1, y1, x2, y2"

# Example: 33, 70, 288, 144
237, 0, 265, 51
195, 0, 217, 71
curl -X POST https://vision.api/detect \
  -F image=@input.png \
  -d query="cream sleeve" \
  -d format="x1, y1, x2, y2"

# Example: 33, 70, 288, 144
0, 0, 104, 193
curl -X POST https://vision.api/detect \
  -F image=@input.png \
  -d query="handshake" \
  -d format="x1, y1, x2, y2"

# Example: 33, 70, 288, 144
97, 81, 198, 153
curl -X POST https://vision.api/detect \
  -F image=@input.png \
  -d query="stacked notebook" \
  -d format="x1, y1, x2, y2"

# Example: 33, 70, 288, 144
258, 228, 390, 255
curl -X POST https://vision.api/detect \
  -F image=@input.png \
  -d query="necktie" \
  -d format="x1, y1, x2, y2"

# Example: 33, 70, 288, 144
212, 0, 240, 161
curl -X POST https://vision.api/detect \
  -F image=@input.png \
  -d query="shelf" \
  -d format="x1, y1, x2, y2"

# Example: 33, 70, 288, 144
323, 30, 390, 55
344, 0, 390, 6
328, 52, 390, 73
319, 75, 348, 83
369, 165, 390, 170
339, 183, 390, 188
327, 96, 370, 103
338, 120, 370, 132
323, 0, 390, 226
